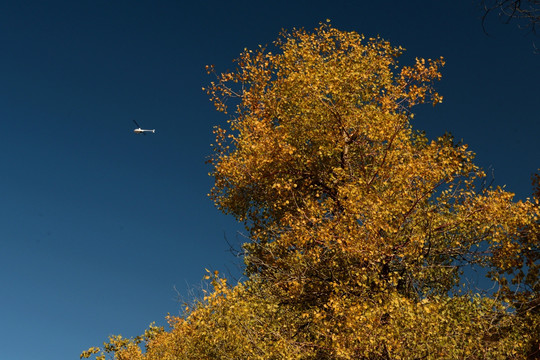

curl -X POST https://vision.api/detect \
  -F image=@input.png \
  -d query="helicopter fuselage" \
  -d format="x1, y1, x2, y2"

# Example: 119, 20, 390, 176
134, 128, 155, 134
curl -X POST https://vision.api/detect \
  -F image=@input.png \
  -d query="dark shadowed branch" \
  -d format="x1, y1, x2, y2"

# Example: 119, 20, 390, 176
482, 0, 540, 33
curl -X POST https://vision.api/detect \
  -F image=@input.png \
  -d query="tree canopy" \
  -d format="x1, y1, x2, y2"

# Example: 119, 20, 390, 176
82, 23, 540, 360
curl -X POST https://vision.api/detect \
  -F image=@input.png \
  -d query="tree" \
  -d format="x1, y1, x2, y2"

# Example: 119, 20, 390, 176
82, 23, 540, 360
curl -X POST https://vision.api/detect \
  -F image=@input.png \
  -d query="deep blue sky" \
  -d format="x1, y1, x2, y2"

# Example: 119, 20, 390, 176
0, 1, 538, 359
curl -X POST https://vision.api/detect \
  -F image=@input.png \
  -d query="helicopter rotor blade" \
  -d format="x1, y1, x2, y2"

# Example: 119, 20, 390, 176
133, 119, 142, 128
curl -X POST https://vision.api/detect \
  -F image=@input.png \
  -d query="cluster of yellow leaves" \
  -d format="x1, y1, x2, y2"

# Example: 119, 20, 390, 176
83, 23, 539, 359
82, 272, 318, 360
82, 276, 533, 359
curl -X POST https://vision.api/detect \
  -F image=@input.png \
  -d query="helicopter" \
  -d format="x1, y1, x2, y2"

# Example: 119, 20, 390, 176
133, 120, 155, 134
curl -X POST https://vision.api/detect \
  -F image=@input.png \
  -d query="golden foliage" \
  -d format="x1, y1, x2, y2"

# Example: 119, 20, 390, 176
83, 23, 539, 360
